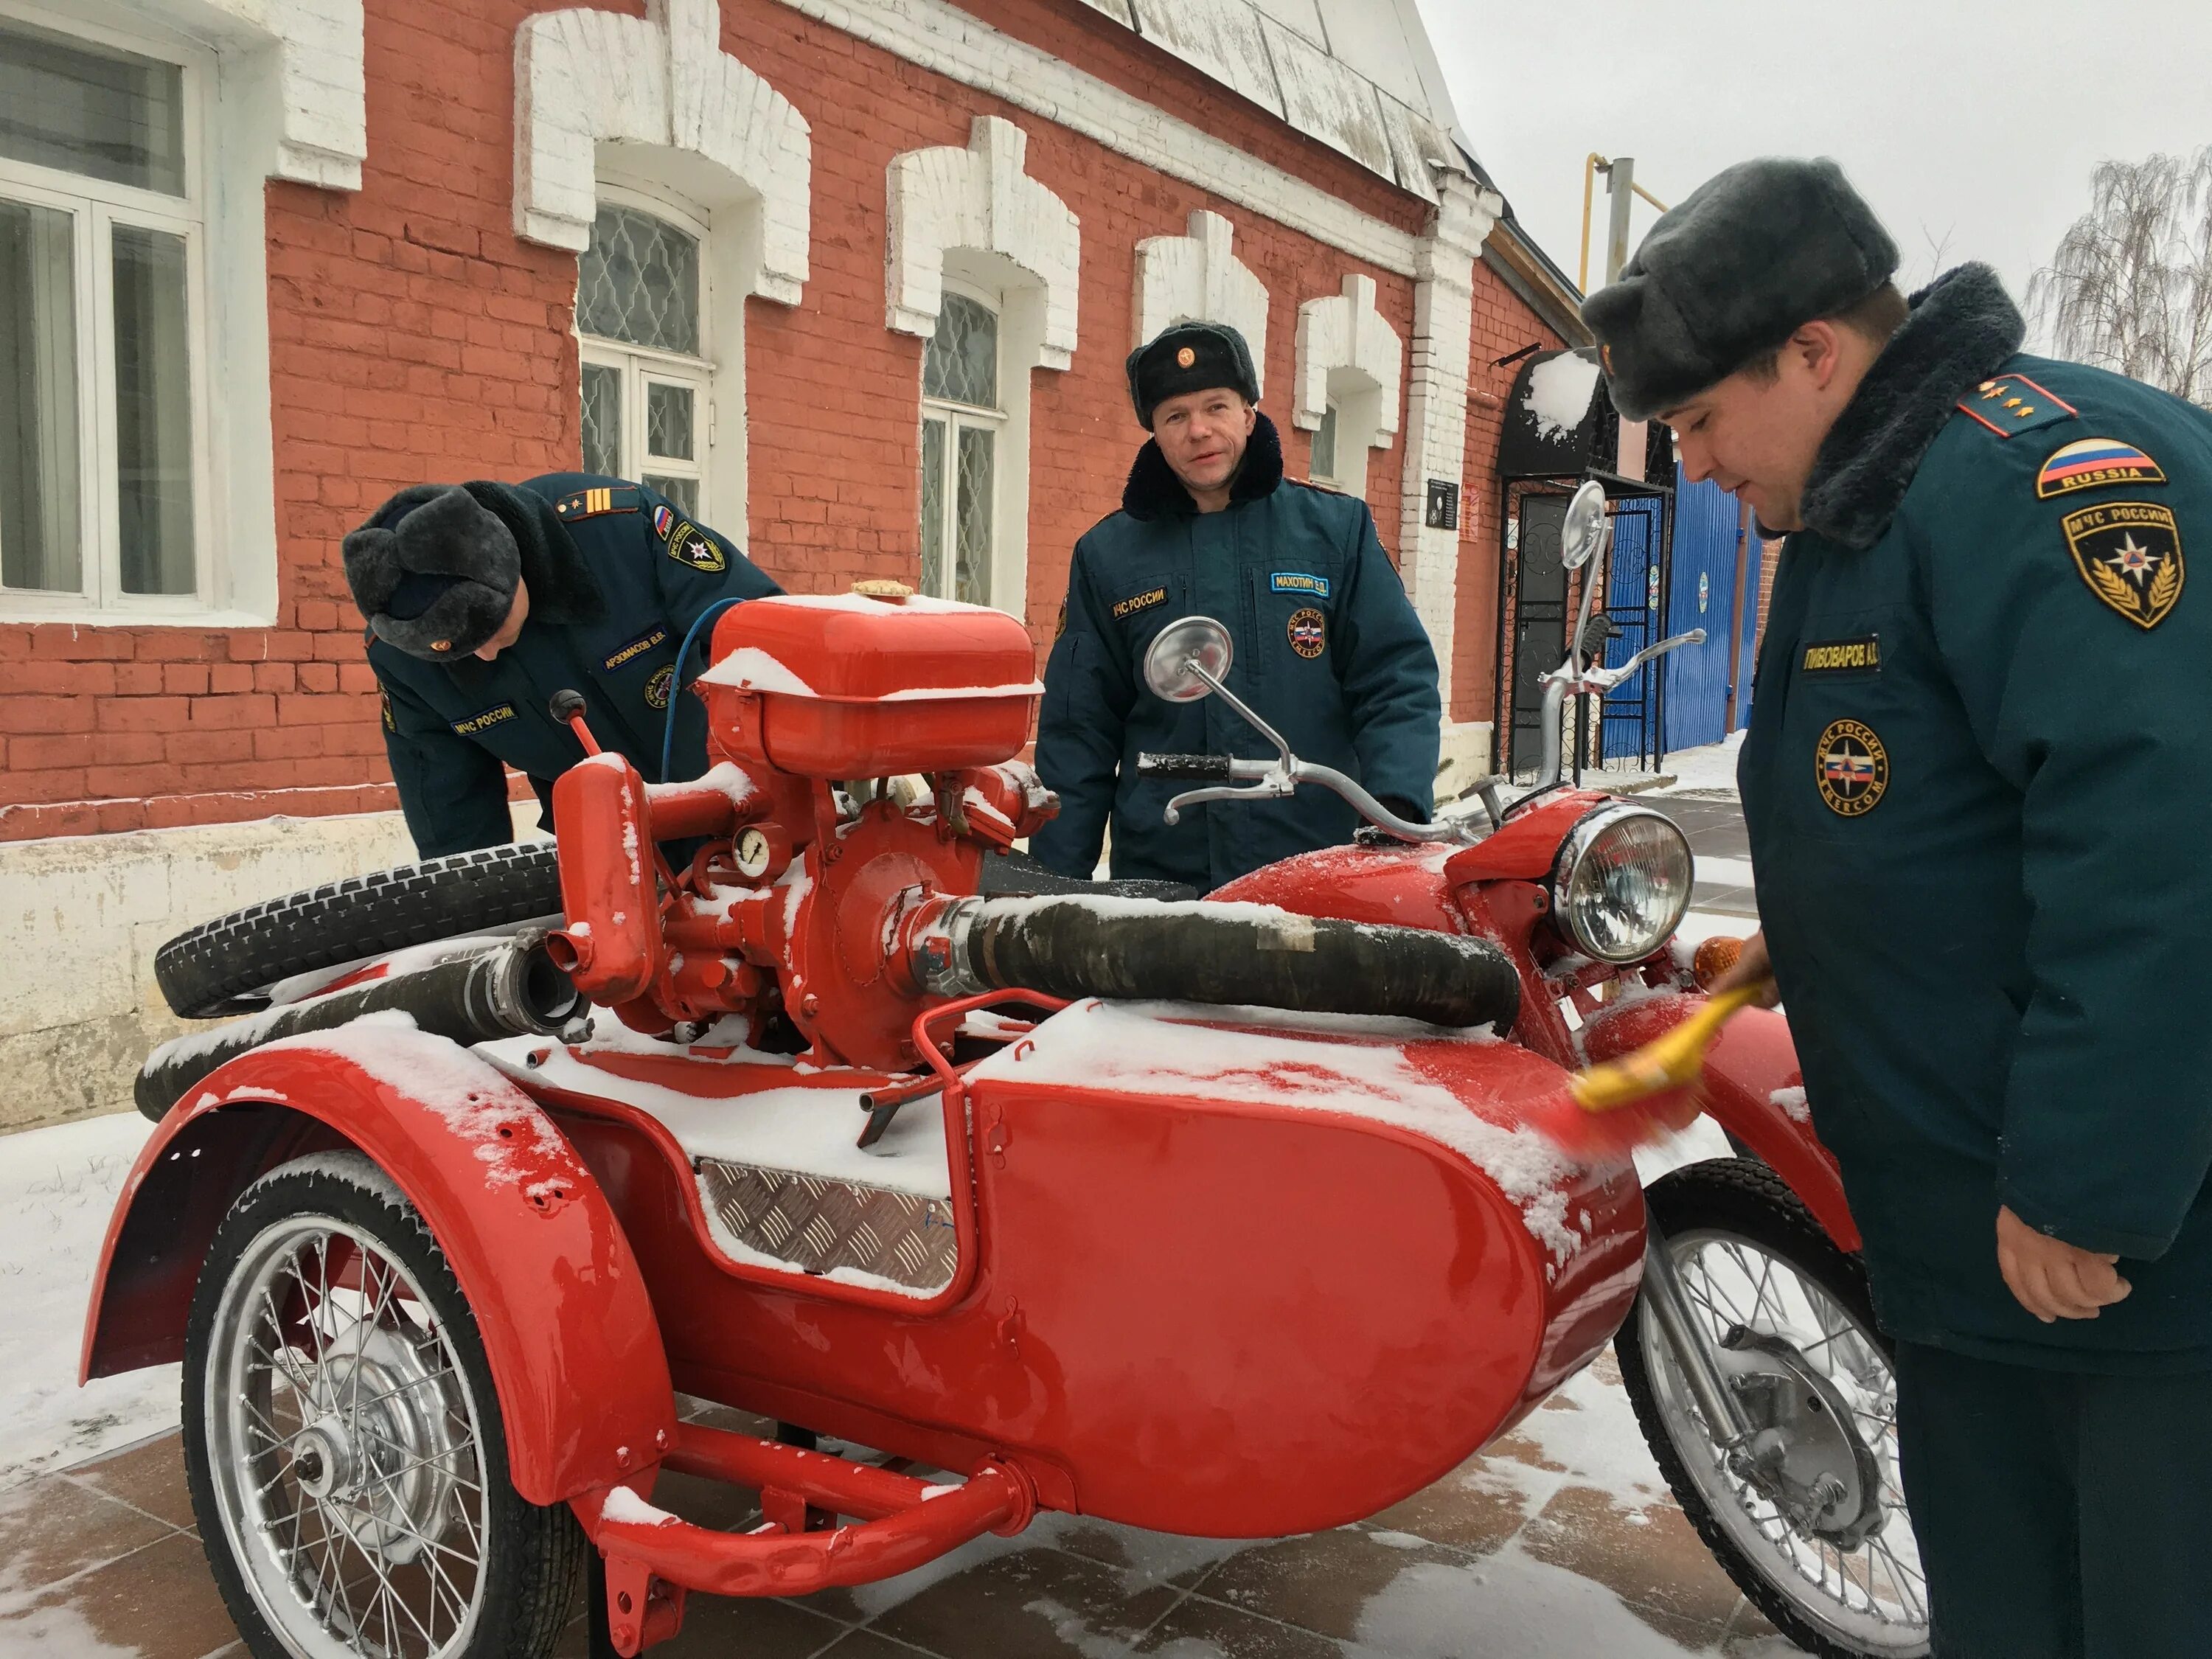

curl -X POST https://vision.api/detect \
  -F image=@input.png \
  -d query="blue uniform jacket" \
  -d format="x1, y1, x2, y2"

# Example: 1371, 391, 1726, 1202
368, 473, 780, 858
1741, 265, 2212, 1370
1031, 416, 1441, 890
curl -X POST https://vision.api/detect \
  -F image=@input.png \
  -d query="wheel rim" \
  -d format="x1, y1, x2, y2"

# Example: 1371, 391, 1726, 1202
1641, 1227, 1930, 1654
204, 1214, 490, 1659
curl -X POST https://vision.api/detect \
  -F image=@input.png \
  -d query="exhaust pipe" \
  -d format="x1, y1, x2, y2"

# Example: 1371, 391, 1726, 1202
136, 935, 582, 1121
915, 897, 1521, 1032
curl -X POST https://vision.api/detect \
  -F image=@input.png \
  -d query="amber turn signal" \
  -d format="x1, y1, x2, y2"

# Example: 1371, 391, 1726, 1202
1691, 936, 1745, 990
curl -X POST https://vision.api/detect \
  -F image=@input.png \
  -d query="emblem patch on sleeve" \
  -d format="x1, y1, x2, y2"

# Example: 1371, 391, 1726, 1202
651, 504, 674, 539
1287, 607, 1327, 659
380, 688, 395, 732
2037, 439, 2166, 498
1111, 587, 1168, 620
2060, 501, 2183, 630
645, 664, 676, 709
666, 521, 726, 574
1815, 719, 1888, 817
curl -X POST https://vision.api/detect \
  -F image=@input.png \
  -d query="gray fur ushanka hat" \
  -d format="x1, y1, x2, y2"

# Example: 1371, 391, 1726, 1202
1126, 321, 1261, 429
1582, 157, 1899, 422
342, 484, 521, 660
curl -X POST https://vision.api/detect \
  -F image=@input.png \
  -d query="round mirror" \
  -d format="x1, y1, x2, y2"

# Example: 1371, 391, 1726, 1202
1143, 616, 1234, 703
1559, 479, 1609, 572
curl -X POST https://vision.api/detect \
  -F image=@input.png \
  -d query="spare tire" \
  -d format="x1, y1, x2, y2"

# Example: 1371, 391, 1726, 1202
154, 841, 565, 1018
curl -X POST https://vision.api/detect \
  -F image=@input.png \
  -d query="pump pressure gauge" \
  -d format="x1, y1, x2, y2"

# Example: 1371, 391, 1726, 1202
733, 824, 790, 883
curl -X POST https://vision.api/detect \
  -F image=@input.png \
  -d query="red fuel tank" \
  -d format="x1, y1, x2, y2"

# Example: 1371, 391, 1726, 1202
699, 594, 1040, 777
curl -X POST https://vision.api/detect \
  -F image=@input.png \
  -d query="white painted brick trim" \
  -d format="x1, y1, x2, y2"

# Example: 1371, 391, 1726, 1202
1134, 211, 1270, 395
1395, 172, 1503, 705
513, 0, 811, 305
1292, 273, 1402, 442
768, 0, 1427, 279
886, 117, 1080, 372
197, 0, 367, 189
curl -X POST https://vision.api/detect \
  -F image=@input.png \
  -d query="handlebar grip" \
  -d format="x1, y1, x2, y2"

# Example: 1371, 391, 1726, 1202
1136, 753, 1235, 780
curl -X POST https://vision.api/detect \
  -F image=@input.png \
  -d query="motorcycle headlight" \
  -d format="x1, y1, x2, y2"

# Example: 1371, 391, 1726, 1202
1551, 804, 1694, 964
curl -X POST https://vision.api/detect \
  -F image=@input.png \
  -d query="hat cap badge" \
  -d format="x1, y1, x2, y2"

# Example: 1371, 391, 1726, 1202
430, 640, 453, 653
1176, 346, 1196, 368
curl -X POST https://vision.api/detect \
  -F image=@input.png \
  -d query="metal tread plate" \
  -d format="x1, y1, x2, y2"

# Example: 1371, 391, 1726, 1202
695, 1158, 957, 1292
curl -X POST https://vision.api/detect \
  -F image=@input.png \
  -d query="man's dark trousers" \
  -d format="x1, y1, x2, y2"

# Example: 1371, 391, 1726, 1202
1895, 1342, 2212, 1658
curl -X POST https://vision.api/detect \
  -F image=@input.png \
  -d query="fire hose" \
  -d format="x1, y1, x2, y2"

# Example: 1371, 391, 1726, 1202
135, 935, 582, 1121
918, 897, 1523, 1032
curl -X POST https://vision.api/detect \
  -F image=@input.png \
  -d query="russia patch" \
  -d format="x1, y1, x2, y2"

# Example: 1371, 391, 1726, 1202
651, 504, 674, 538
1270, 571, 1332, 599
2037, 438, 2166, 498
1287, 607, 1327, 659
1111, 587, 1168, 620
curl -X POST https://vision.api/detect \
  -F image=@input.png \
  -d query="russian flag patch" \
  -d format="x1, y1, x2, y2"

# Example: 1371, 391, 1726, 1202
2036, 438, 2166, 499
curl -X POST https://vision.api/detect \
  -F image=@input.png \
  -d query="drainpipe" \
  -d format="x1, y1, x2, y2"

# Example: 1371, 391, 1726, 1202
1723, 501, 1752, 731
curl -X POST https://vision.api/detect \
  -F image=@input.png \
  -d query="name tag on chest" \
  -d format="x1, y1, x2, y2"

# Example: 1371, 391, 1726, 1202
1800, 635, 1881, 675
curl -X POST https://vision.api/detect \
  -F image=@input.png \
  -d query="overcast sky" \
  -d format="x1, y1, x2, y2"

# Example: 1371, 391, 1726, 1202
1424, 0, 2212, 340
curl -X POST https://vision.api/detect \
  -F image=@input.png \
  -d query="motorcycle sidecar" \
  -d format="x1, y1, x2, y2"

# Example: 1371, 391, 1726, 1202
87, 989, 1641, 1649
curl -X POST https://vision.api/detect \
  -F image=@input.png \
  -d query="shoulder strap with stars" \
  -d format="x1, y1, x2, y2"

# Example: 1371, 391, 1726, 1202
552, 484, 641, 521
1955, 373, 2076, 438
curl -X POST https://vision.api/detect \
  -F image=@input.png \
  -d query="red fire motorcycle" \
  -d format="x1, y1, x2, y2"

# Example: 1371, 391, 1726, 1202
88, 483, 1924, 1659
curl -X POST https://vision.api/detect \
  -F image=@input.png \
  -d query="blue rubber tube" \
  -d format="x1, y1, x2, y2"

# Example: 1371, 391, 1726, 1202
659, 597, 745, 783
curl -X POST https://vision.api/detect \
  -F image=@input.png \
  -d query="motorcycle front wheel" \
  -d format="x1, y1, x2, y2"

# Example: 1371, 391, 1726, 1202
182, 1150, 584, 1659
1615, 1158, 1930, 1659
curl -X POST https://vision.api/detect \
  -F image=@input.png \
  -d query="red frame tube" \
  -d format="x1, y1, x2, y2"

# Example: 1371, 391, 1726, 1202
572, 1425, 1037, 1599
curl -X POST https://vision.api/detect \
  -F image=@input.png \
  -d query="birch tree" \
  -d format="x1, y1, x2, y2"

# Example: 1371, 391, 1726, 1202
2029, 148, 2212, 407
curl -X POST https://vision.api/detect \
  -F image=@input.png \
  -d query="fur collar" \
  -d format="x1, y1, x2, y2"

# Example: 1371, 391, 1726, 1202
468, 481, 607, 625
1799, 263, 2025, 549
1121, 411, 1287, 521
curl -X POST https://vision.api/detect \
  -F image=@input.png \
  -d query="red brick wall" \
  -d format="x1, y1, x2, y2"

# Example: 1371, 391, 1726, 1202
0, 0, 1551, 841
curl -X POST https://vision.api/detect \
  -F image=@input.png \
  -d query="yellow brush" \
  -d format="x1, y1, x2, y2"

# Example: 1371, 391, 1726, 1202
1529, 981, 1770, 1158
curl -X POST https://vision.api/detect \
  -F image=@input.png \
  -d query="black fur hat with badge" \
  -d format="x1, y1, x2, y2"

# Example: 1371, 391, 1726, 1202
1582, 156, 1899, 422
342, 484, 524, 660
1126, 321, 1262, 430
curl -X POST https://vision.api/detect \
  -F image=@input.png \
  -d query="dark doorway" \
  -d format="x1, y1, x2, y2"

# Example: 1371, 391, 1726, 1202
1509, 493, 1568, 774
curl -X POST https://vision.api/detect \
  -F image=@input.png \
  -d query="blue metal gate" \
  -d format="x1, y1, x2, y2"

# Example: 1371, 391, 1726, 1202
1661, 470, 1753, 751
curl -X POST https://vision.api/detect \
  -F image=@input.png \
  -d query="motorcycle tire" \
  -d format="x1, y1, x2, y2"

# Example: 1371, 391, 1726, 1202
183, 1150, 585, 1659
154, 841, 565, 1018
1615, 1158, 1930, 1659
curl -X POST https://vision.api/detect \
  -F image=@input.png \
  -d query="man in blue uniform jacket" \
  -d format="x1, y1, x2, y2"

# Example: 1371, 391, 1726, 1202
1586, 158, 2212, 1658
1031, 321, 1441, 890
342, 475, 779, 858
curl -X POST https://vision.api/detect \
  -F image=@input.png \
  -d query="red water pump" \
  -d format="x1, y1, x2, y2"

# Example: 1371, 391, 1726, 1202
545, 593, 1059, 1070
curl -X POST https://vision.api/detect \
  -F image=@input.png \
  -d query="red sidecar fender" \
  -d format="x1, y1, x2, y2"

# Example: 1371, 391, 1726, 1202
82, 1026, 676, 1505
951, 999, 1644, 1536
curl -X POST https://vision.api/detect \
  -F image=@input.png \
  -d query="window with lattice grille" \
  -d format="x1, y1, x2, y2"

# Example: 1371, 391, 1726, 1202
576, 198, 711, 518
918, 291, 1004, 607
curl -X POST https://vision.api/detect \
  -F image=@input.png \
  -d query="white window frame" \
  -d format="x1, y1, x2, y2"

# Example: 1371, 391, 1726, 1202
573, 182, 717, 522
0, 1, 217, 619
917, 280, 1007, 607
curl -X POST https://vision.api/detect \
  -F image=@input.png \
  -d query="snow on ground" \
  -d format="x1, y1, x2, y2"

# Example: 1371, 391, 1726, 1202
1655, 731, 1745, 798
0, 1113, 177, 1493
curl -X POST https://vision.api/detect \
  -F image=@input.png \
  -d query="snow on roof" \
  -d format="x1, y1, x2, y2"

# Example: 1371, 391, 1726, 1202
1073, 0, 1469, 202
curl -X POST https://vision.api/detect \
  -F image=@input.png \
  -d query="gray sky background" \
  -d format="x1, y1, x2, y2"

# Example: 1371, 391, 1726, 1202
1424, 0, 2212, 339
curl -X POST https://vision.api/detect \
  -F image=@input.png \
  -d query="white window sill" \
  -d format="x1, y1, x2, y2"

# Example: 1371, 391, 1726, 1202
0, 606, 280, 630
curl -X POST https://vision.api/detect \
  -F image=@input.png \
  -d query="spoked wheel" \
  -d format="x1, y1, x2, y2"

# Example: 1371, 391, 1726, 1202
1615, 1159, 1930, 1659
183, 1152, 582, 1659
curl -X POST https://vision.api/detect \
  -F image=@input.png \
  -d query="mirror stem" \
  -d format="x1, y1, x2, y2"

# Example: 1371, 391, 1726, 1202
1189, 664, 1295, 773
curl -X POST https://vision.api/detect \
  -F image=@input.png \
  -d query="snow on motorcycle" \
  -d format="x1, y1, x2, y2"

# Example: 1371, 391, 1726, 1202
87, 481, 1924, 1659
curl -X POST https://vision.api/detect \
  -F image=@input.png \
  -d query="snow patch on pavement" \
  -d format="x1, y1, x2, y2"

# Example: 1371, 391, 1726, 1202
1654, 730, 1747, 797
0, 1113, 176, 1493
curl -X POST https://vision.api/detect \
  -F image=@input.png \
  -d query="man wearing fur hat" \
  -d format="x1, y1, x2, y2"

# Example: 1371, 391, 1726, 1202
344, 475, 779, 858
1031, 321, 1441, 891
1587, 158, 2212, 1655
